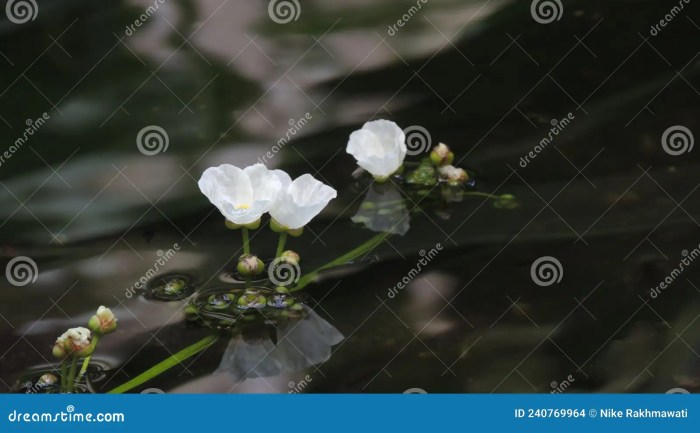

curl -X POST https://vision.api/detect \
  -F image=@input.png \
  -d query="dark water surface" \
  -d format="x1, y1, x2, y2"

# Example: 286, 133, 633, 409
1, 0, 700, 393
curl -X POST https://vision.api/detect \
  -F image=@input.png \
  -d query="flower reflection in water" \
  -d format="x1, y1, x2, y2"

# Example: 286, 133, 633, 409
215, 306, 344, 382
352, 182, 410, 236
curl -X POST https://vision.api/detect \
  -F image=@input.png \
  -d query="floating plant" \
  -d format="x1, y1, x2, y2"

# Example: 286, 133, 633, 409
145, 273, 196, 301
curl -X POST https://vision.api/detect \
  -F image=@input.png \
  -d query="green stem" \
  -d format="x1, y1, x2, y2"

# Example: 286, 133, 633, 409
66, 356, 78, 393
76, 334, 100, 383
241, 227, 250, 255
60, 361, 67, 392
275, 232, 287, 258
107, 335, 218, 394
294, 232, 389, 291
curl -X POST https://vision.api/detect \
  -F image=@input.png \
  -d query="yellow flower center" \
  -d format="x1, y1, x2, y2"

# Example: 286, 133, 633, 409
234, 204, 251, 210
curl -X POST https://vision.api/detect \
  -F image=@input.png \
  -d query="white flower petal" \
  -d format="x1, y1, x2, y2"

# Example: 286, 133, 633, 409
346, 120, 406, 178
270, 173, 337, 229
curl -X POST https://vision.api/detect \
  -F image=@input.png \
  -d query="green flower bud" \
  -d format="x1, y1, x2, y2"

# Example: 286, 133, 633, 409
280, 250, 300, 266
37, 373, 58, 388
56, 327, 94, 358
429, 143, 454, 166
237, 254, 264, 276
88, 306, 117, 335
270, 219, 286, 233
438, 165, 468, 186
52, 342, 66, 359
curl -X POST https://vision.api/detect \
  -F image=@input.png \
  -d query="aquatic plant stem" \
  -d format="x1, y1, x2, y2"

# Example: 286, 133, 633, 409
294, 231, 388, 291
60, 361, 67, 392
66, 356, 78, 393
76, 334, 100, 383
275, 232, 287, 258
107, 335, 218, 394
241, 228, 251, 255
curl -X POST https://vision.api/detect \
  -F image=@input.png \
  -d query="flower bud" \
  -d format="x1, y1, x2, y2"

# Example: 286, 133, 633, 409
237, 254, 264, 276
88, 306, 117, 335
430, 143, 454, 166
438, 165, 468, 186
37, 373, 58, 388
280, 250, 300, 266
287, 226, 304, 237
243, 219, 261, 230
55, 327, 93, 358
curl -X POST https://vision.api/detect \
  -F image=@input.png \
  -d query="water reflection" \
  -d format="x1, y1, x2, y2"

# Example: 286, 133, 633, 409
215, 306, 343, 382
352, 182, 410, 235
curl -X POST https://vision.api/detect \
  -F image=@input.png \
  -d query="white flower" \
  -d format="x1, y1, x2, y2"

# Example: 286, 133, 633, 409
54, 327, 93, 358
346, 119, 407, 179
269, 171, 337, 230
88, 305, 117, 334
198, 163, 282, 225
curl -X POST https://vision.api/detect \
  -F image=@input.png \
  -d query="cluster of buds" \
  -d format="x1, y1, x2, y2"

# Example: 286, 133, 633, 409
438, 165, 469, 186
430, 143, 455, 167
52, 327, 93, 359
52, 306, 118, 393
